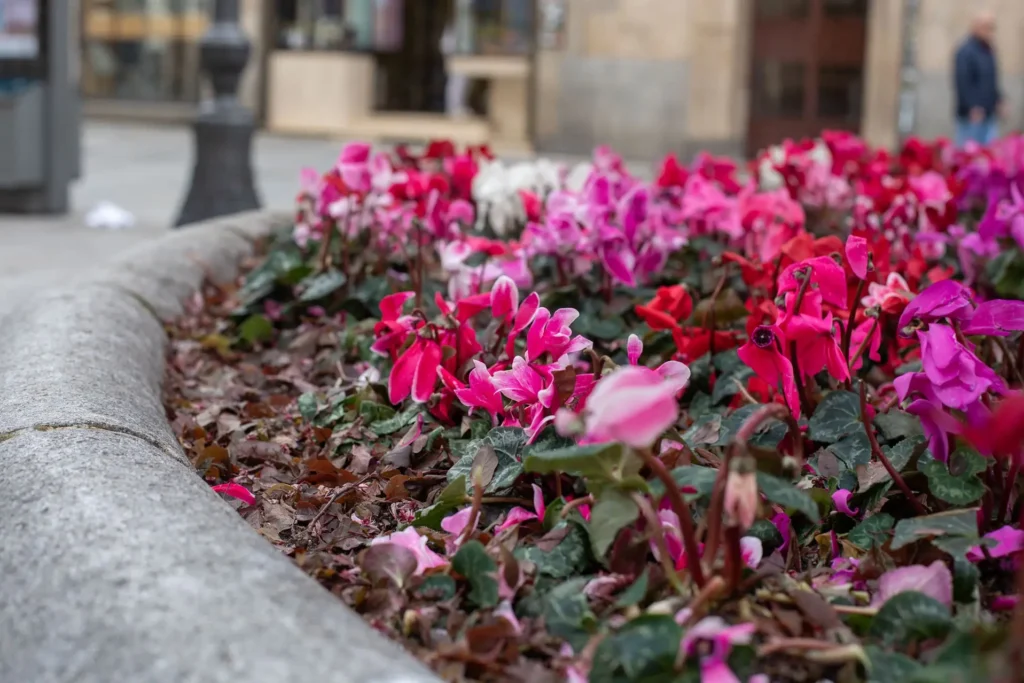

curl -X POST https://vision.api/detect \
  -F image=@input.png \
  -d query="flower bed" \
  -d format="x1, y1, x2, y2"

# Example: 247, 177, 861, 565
165, 136, 1024, 682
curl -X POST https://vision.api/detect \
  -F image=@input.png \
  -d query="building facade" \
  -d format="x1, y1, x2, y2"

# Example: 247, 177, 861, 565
78, 0, 1024, 159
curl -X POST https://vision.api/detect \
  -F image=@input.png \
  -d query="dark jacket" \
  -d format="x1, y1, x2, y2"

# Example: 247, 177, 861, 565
955, 36, 1001, 119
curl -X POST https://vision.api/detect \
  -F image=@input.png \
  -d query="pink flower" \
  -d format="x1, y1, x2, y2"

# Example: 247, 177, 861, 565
337, 141, 372, 193
526, 307, 593, 362
874, 560, 953, 608
962, 298, 1024, 337
491, 275, 519, 322
862, 272, 913, 314
583, 364, 690, 448
496, 484, 546, 533
916, 324, 1004, 410
781, 311, 849, 382
832, 489, 859, 517
627, 334, 643, 366
211, 482, 255, 506
848, 317, 882, 370
451, 360, 504, 419
740, 536, 763, 568
777, 256, 848, 309
845, 234, 869, 279
894, 372, 964, 462
724, 469, 758, 531
898, 280, 975, 333
441, 506, 474, 537
492, 357, 549, 405
679, 617, 757, 683
370, 527, 447, 575
967, 525, 1024, 562
738, 325, 801, 418
389, 339, 442, 405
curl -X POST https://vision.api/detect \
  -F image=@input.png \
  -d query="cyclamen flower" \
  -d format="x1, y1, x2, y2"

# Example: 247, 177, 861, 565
211, 482, 255, 506
738, 325, 801, 418
389, 339, 442, 405
370, 527, 446, 575
845, 234, 870, 279
526, 307, 592, 361
583, 363, 690, 448
967, 525, 1024, 563
496, 484, 547, 533
916, 323, 1004, 410
635, 285, 693, 331
446, 360, 504, 420
777, 255, 848, 309
874, 560, 953, 608
862, 272, 913, 315
678, 617, 757, 683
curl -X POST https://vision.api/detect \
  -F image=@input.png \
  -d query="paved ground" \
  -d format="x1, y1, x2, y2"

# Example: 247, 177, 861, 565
0, 120, 651, 284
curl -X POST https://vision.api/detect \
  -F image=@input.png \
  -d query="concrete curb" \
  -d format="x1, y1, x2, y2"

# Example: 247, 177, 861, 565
0, 211, 441, 683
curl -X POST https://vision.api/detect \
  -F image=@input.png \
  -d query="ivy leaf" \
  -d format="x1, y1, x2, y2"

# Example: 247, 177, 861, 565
543, 578, 597, 652
918, 449, 986, 506
681, 413, 722, 447
712, 365, 754, 405
451, 540, 499, 608
614, 569, 650, 608
588, 488, 640, 559
359, 543, 418, 589
874, 410, 924, 442
884, 436, 927, 473
371, 405, 422, 436
524, 441, 633, 482
865, 645, 923, 683
519, 523, 592, 579
868, 591, 953, 646
848, 513, 895, 550
238, 314, 274, 344
297, 392, 319, 422
891, 509, 979, 551
590, 615, 683, 683
648, 465, 718, 500
808, 390, 862, 443
483, 427, 528, 492
828, 431, 873, 469
413, 574, 457, 601
716, 403, 787, 447
757, 472, 819, 521
298, 269, 347, 302
746, 518, 785, 557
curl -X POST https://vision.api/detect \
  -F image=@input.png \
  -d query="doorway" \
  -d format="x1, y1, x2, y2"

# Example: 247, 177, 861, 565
375, 0, 452, 112
746, 0, 869, 157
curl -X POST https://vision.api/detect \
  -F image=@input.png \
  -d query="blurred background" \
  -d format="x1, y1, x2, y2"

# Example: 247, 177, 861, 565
0, 0, 1022, 274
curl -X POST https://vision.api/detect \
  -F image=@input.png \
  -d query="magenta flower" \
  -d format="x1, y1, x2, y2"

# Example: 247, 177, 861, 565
962, 298, 1024, 337
897, 280, 975, 333
492, 357, 550, 406
917, 324, 1004, 410
679, 617, 757, 683
967, 525, 1024, 562
627, 333, 643, 366
526, 307, 593, 362
894, 372, 964, 462
780, 311, 849, 382
740, 536, 763, 569
388, 339, 442, 405
336, 141, 372, 194
874, 560, 953, 608
845, 234, 870, 279
441, 506, 474, 538
832, 489, 859, 517
496, 484, 546, 533
738, 325, 801, 418
848, 317, 882, 371
370, 527, 447, 575
451, 360, 504, 420
490, 275, 519, 322
583, 364, 690, 448
211, 482, 255, 506
777, 256, 848, 309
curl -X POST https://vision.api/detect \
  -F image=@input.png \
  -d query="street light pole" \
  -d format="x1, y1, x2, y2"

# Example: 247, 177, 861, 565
174, 0, 261, 227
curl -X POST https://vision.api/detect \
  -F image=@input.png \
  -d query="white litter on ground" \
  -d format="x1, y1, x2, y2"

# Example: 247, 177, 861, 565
85, 201, 136, 230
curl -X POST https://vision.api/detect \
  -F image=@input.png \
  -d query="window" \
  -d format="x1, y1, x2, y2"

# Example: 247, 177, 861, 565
752, 61, 806, 118
756, 0, 810, 20
454, 0, 535, 55
274, 0, 403, 52
817, 65, 862, 120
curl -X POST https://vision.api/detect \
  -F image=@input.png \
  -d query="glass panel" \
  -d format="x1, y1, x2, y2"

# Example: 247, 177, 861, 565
818, 65, 862, 120
455, 0, 534, 55
823, 0, 868, 17
756, 0, 810, 19
753, 61, 806, 118
81, 0, 212, 102
274, 0, 404, 52
0, 0, 39, 59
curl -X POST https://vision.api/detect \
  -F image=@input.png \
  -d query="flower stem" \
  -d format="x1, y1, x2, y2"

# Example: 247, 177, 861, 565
458, 467, 486, 546
842, 278, 865, 371
859, 381, 927, 515
998, 460, 1020, 525
631, 492, 687, 596
559, 495, 594, 519
637, 448, 706, 588
790, 342, 813, 418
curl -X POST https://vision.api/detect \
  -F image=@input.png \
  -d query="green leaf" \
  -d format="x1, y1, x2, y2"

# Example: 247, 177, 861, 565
988, 247, 1024, 299
874, 410, 924, 441
588, 488, 640, 558
712, 348, 745, 374
543, 578, 597, 652
297, 392, 319, 422
414, 574, 457, 601
918, 449, 986, 506
746, 518, 785, 557
716, 403, 787, 447
451, 540, 499, 608
711, 365, 754, 405
238, 314, 274, 344
519, 523, 593, 579
681, 413, 722, 448
482, 427, 528, 492
757, 472, 819, 521
884, 436, 926, 473
848, 513, 895, 550
648, 465, 718, 500
808, 390, 862, 443
359, 401, 396, 424
868, 591, 953, 646
891, 508, 979, 551
865, 645, 924, 683
412, 476, 467, 530
298, 269, 347, 302
614, 569, 650, 608
590, 615, 683, 683
828, 431, 873, 469
524, 441, 634, 482
575, 312, 627, 341
371, 405, 421, 436
952, 554, 980, 604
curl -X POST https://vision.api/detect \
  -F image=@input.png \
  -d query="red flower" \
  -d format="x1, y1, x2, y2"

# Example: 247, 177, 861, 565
636, 285, 694, 331
965, 395, 1024, 459
425, 139, 456, 160
672, 328, 739, 362
656, 153, 690, 189
738, 325, 801, 418
519, 189, 542, 222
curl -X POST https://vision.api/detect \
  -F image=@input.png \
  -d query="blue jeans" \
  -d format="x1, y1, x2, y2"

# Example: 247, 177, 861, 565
956, 117, 999, 146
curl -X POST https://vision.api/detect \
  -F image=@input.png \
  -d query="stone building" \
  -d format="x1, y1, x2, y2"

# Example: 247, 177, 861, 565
78, 0, 1024, 159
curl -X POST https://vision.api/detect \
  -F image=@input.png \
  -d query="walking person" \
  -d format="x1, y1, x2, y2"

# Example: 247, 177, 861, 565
954, 11, 1004, 146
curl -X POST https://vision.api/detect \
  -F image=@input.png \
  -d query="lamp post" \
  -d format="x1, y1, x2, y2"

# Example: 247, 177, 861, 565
175, 0, 261, 227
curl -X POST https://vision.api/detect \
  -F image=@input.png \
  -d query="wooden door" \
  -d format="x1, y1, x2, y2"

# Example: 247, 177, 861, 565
747, 0, 868, 157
